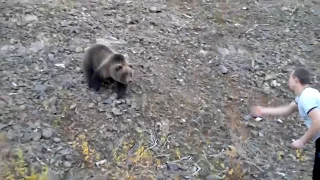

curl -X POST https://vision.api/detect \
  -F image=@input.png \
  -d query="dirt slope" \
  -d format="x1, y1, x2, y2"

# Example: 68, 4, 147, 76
0, 0, 320, 179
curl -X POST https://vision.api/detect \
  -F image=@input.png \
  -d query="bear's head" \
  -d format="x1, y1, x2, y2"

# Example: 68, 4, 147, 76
112, 63, 134, 85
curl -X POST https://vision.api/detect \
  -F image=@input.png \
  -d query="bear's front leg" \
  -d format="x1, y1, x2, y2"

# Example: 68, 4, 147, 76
91, 72, 103, 92
115, 82, 127, 99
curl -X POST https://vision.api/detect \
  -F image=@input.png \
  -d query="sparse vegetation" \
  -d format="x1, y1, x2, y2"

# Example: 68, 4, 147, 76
0, 137, 49, 180
1, 0, 319, 179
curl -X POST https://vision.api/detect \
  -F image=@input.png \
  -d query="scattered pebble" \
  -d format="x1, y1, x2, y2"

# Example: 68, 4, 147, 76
30, 41, 45, 53
32, 132, 42, 141
219, 65, 229, 74
54, 63, 65, 68
149, 7, 161, 13
42, 128, 53, 139
53, 137, 61, 142
112, 108, 122, 116
63, 161, 72, 168
24, 14, 39, 22
70, 104, 77, 110
0, 1, 316, 179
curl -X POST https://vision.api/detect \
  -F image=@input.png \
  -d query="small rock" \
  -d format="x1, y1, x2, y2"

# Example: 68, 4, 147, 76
0, 100, 5, 107
149, 7, 161, 13
284, 28, 290, 33
34, 144, 44, 153
103, 98, 113, 104
270, 80, 280, 87
64, 155, 73, 161
251, 130, 258, 136
0, 123, 8, 130
59, 149, 71, 156
105, 112, 113, 119
30, 41, 45, 53
205, 174, 217, 180
166, 163, 180, 171
70, 104, 77, 110
199, 49, 208, 56
17, 45, 27, 55
265, 74, 276, 81
258, 132, 264, 137
32, 131, 42, 141
42, 128, 53, 139
219, 65, 228, 74
112, 108, 122, 116
125, 99, 131, 105
54, 146, 63, 152
75, 47, 83, 53
217, 47, 230, 56
42, 122, 51, 127
53, 137, 61, 142
54, 64, 65, 68
1, 96, 13, 106
115, 100, 122, 105
263, 87, 271, 95
8, 120, 14, 125
13, 125, 22, 130
22, 132, 33, 142
7, 129, 19, 140
48, 53, 55, 61
131, 102, 137, 109
47, 168, 60, 180
19, 113, 28, 121
20, 105, 26, 110
109, 93, 117, 101
1, 45, 15, 53
98, 108, 106, 112
25, 14, 39, 22
281, 6, 289, 11
63, 161, 72, 168
88, 103, 94, 108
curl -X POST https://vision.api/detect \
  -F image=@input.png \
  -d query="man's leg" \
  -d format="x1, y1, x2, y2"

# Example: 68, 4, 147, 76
313, 138, 320, 179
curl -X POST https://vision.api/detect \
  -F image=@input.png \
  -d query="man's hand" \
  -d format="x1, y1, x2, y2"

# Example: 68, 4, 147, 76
291, 139, 305, 149
250, 106, 263, 117
250, 101, 297, 117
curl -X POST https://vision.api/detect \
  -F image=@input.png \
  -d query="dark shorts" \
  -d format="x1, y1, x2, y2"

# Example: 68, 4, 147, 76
313, 138, 320, 179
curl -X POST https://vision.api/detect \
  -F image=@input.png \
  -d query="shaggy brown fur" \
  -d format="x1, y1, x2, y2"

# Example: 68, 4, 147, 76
83, 44, 134, 99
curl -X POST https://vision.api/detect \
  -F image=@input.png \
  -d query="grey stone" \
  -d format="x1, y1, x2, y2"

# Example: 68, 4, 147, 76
22, 132, 33, 142
47, 168, 60, 180
7, 129, 19, 140
53, 137, 61, 142
25, 14, 39, 22
217, 47, 230, 56
63, 161, 72, 168
219, 65, 228, 74
30, 41, 45, 53
42, 128, 53, 139
59, 149, 72, 156
112, 108, 122, 116
0, 123, 8, 130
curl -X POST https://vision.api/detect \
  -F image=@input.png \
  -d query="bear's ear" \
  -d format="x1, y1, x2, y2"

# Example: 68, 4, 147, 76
115, 64, 123, 71
113, 54, 125, 62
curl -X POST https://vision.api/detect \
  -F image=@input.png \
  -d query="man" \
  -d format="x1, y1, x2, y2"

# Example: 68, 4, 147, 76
250, 67, 320, 179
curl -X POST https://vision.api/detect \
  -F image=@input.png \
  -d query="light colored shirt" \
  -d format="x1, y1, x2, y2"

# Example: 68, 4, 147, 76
295, 87, 320, 142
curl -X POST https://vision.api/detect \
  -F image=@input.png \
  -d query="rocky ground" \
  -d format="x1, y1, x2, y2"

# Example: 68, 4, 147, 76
0, 0, 320, 179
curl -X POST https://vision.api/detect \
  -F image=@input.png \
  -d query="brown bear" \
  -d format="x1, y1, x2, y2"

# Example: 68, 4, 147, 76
82, 44, 134, 99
